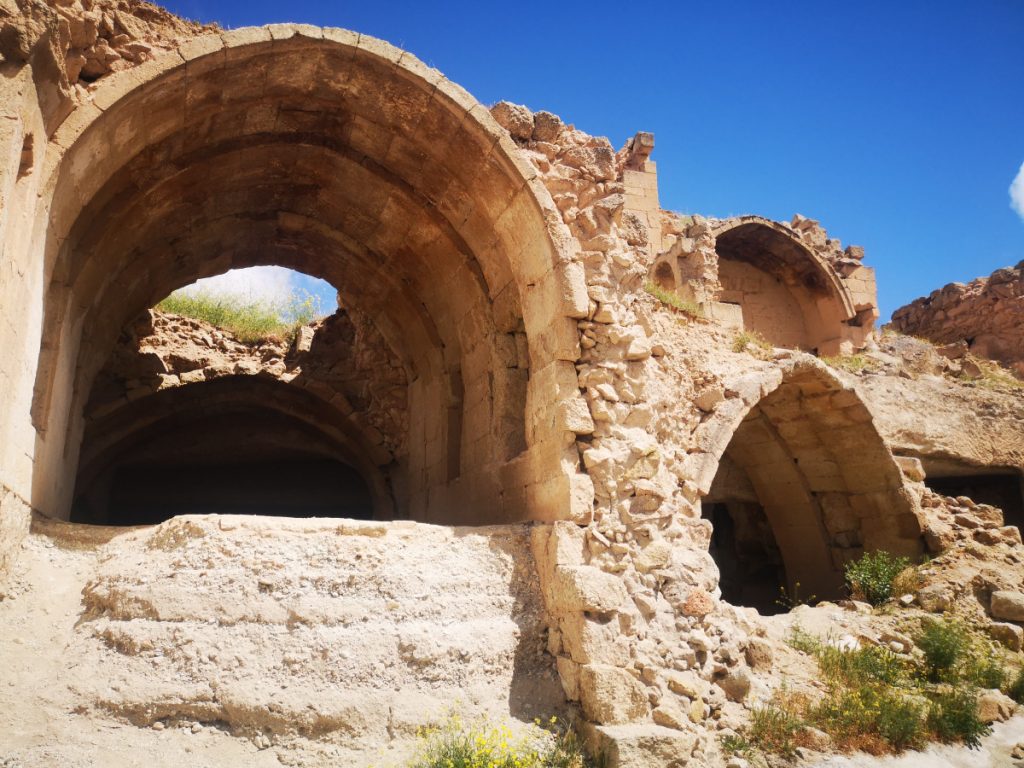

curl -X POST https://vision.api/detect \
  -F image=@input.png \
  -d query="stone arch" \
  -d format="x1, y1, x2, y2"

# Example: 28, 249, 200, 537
73, 375, 396, 525
693, 359, 922, 610
711, 217, 858, 354
28, 26, 589, 524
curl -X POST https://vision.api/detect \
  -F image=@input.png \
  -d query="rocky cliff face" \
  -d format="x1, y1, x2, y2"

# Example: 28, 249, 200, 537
890, 261, 1024, 378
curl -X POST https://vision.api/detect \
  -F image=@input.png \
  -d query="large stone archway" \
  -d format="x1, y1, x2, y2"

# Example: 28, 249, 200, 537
17, 26, 593, 526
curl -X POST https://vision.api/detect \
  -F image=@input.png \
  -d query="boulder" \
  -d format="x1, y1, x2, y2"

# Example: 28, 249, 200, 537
991, 591, 1024, 622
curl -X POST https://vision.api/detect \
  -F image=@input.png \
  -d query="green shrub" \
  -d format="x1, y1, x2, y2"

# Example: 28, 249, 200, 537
875, 694, 927, 752
749, 702, 804, 757
1006, 667, 1024, 704
967, 656, 1006, 690
157, 288, 323, 344
406, 715, 595, 768
926, 688, 990, 747
810, 684, 925, 753
817, 644, 909, 688
916, 618, 968, 683
843, 551, 911, 606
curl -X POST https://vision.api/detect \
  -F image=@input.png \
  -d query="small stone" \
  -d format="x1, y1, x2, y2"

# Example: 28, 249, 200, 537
652, 698, 690, 731
744, 637, 773, 669
490, 101, 534, 141
990, 622, 1024, 651
917, 584, 952, 613
152, 721, 165, 731
680, 588, 715, 618
191, 722, 202, 733
717, 668, 751, 702
798, 725, 832, 751
977, 690, 1017, 724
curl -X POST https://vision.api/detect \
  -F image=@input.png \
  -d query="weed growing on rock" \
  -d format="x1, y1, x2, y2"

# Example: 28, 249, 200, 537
844, 551, 911, 606
732, 330, 772, 356
738, 616, 1010, 758
643, 281, 703, 317
820, 353, 880, 373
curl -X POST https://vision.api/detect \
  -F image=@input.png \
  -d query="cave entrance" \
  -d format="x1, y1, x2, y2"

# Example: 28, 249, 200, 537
68, 269, 402, 526
701, 365, 922, 614
83, 459, 373, 526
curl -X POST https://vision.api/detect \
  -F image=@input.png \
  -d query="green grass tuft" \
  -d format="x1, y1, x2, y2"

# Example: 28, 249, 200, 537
820, 353, 880, 373
732, 329, 772, 356
156, 289, 323, 345
643, 281, 703, 317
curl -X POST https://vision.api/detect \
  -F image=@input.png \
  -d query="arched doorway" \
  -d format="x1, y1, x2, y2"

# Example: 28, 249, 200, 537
699, 361, 923, 612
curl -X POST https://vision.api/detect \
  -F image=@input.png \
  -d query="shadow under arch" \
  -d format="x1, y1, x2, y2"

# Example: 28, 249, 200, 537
711, 217, 863, 354
29, 26, 586, 524
72, 375, 397, 524
693, 358, 922, 612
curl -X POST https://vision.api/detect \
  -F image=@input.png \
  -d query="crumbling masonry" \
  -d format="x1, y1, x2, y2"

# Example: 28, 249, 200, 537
2, 4, 1023, 766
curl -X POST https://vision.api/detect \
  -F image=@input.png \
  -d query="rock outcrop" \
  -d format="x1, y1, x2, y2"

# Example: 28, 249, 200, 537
890, 261, 1024, 377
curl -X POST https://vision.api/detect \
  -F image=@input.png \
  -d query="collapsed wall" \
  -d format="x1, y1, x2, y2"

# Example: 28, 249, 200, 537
890, 261, 1024, 377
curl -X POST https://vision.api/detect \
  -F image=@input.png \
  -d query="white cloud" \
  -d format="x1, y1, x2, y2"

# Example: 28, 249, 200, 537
1011, 161, 1024, 221
179, 266, 296, 306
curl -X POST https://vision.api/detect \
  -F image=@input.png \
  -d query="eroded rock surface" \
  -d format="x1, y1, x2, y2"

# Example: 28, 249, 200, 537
891, 261, 1024, 378
1, 516, 564, 766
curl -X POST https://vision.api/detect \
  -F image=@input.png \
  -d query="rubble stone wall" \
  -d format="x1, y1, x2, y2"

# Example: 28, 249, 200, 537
890, 261, 1024, 377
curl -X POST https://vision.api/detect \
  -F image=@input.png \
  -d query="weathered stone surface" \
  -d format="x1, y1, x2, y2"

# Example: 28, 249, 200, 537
587, 723, 697, 768
891, 261, 1024, 377
579, 665, 650, 724
977, 690, 1018, 724
991, 591, 1024, 622
989, 622, 1024, 651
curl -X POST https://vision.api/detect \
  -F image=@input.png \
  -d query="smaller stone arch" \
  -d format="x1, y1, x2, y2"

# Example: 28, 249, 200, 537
711, 217, 861, 354
692, 358, 921, 611
652, 260, 677, 291
72, 376, 395, 525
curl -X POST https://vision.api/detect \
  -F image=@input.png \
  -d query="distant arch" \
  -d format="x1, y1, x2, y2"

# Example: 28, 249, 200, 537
712, 217, 858, 353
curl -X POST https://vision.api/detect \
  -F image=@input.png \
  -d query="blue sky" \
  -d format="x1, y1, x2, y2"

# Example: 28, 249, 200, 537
162, 0, 1024, 321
